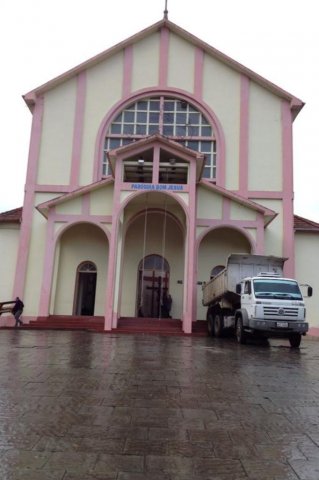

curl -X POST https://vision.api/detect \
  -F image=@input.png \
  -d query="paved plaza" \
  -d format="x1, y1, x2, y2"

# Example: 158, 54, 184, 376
1, 329, 319, 479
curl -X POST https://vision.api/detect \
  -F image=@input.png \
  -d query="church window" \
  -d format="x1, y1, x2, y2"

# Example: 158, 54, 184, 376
103, 96, 216, 179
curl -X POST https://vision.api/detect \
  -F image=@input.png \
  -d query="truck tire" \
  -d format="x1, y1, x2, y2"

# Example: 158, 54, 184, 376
236, 317, 247, 344
207, 311, 214, 337
213, 313, 224, 337
289, 333, 302, 348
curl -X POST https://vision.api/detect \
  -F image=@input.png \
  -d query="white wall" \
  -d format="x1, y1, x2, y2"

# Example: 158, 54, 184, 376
0, 225, 20, 300
295, 232, 319, 329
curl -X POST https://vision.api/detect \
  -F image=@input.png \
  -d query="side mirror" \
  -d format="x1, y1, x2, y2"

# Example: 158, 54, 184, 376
236, 284, 241, 294
308, 286, 313, 297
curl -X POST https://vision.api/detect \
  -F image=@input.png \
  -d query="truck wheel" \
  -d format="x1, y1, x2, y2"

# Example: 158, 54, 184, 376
207, 312, 214, 337
289, 334, 301, 348
236, 317, 246, 344
213, 313, 224, 337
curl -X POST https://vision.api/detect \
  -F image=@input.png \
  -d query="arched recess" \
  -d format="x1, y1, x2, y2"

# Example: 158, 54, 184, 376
94, 88, 226, 184
196, 226, 253, 320
53, 223, 109, 316
118, 193, 185, 320
74, 261, 97, 316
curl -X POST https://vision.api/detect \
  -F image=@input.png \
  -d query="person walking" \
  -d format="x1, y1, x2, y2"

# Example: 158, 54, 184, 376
12, 297, 24, 327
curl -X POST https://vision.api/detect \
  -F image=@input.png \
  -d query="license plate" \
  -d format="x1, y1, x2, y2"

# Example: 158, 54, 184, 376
277, 321, 288, 328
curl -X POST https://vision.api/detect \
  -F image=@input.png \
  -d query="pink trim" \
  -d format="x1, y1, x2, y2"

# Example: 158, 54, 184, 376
13, 98, 44, 298
94, 87, 225, 184
222, 197, 231, 220
255, 213, 265, 254
119, 189, 190, 221
200, 179, 276, 216
70, 71, 86, 187
38, 215, 55, 316
197, 219, 260, 230
239, 75, 250, 196
281, 101, 294, 277
53, 217, 110, 241
122, 45, 133, 98
48, 214, 112, 223
159, 26, 169, 87
39, 215, 110, 317
196, 224, 257, 254
82, 194, 90, 215
247, 191, 284, 199
35, 185, 72, 193
104, 158, 122, 330
37, 178, 113, 212
24, 19, 303, 115
152, 145, 160, 183
194, 48, 204, 98
184, 160, 197, 333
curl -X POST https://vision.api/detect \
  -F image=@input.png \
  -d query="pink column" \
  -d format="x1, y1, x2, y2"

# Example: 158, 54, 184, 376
122, 45, 133, 98
104, 161, 122, 330
70, 71, 86, 188
239, 75, 250, 196
183, 161, 197, 333
194, 47, 204, 99
159, 26, 169, 87
281, 101, 295, 278
38, 213, 56, 316
152, 145, 160, 183
13, 97, 44, 299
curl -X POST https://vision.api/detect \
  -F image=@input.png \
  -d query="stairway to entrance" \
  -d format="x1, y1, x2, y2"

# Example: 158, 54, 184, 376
20, 316, 208, 336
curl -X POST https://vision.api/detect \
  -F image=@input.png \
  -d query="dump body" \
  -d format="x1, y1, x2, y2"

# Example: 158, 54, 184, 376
202, 254, 285, 307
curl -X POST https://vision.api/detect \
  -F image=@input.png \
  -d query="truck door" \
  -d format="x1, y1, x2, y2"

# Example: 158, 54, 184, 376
240, 280, 254, 319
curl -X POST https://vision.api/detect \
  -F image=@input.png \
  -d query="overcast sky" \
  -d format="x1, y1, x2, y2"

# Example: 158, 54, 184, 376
1, 0, 318, 221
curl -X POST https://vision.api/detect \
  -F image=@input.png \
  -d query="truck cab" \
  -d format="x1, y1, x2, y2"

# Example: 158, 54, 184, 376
236, 273, 312, 347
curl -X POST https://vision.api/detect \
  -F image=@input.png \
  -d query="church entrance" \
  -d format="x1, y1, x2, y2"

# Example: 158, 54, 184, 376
137, 255, 170, 318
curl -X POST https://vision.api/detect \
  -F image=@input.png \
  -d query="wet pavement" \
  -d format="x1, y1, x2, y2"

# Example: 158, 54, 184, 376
1, 330, 319, 479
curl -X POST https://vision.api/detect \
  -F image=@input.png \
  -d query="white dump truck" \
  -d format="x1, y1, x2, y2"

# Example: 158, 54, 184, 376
202, 254, 312, 348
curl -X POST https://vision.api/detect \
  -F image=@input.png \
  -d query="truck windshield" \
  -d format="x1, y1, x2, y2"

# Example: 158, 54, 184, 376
253, 279, 303, 300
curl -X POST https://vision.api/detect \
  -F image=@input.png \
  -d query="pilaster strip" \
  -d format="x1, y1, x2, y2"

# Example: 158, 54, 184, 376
13, 97, 44, 298
239, 75, 250, 196
70, 71, 86, 187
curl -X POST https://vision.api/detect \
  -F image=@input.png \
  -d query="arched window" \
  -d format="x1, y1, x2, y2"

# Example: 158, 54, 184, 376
210, 265, 225, 279
103, 96, 216, 179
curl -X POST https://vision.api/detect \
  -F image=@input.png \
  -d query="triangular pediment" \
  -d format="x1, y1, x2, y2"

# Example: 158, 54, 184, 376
107, 133, 204, 182
199, 179, 277, 226
23, 18, 303, 115
36, 178, 114, 218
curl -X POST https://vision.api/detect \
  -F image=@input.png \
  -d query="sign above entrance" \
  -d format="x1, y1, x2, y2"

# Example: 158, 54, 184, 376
131, 183, 185, 191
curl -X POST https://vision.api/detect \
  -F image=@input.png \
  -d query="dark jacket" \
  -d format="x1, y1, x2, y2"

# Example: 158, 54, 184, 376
12, 299, 24, 314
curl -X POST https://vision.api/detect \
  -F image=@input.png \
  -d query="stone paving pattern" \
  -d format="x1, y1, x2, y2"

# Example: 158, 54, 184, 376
1, 330, 319, 479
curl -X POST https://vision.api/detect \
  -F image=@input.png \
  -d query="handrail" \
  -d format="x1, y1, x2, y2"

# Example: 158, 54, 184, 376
0, 301, 15, 315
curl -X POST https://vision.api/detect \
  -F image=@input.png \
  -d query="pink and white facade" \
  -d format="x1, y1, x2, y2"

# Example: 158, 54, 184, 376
1, 18, 318, 333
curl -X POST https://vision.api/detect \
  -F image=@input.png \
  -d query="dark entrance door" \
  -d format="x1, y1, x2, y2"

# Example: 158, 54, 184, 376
137, 255, 169, 318
74, 262, 97, 316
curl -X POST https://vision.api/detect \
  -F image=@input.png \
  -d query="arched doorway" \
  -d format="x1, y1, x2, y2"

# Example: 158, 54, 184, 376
137, 254, 170, 318
197, 226, 252, 320
74, 261, 97, 316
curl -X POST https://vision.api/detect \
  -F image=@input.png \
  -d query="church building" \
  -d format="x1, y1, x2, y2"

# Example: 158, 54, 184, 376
1, 14, 318, 334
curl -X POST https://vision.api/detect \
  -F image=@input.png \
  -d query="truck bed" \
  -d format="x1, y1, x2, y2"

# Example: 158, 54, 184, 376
202, 254, 286, 307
